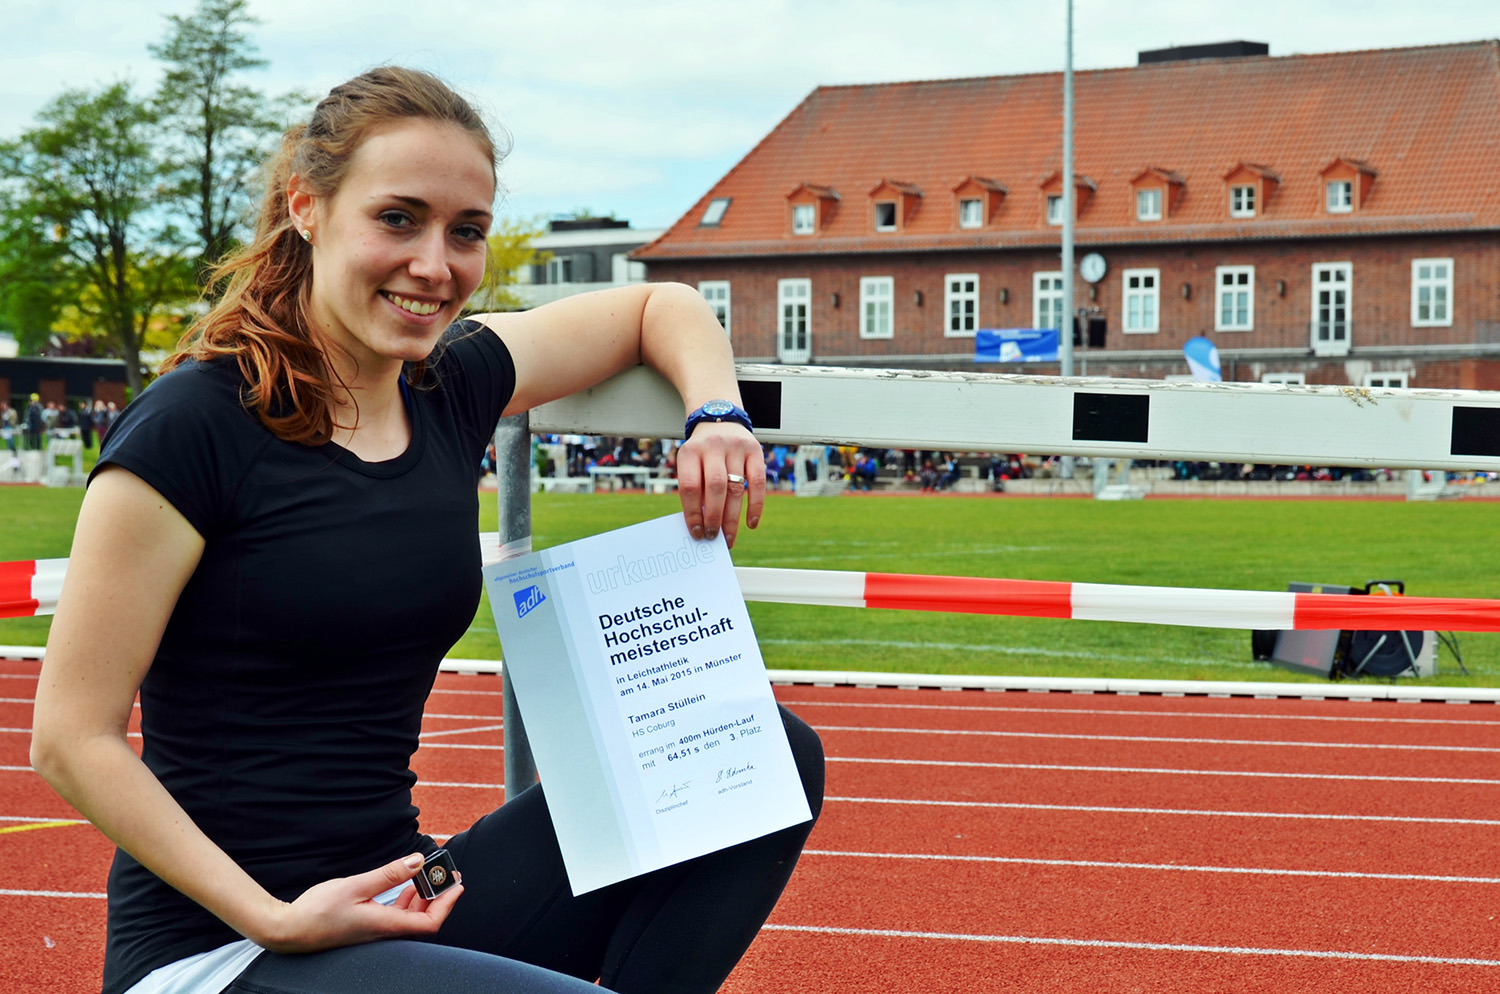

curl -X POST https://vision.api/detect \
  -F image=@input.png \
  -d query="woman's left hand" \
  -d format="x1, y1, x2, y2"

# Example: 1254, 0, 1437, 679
675, 422, 765, 549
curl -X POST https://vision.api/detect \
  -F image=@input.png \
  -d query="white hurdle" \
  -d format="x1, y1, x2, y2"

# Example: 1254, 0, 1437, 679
477, 365, 1500, 795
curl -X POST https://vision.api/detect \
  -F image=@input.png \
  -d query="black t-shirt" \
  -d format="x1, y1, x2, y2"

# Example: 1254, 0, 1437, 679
92, 324, 516, 994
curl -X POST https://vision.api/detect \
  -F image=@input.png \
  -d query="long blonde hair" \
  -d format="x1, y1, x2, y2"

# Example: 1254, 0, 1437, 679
164, 67, 499, 445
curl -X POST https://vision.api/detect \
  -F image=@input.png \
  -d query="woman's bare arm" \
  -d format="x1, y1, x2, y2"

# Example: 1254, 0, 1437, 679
474, 281, 764, 545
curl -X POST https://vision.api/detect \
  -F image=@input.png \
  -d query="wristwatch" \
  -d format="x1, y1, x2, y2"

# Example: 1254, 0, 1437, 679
684, 399, 753, 440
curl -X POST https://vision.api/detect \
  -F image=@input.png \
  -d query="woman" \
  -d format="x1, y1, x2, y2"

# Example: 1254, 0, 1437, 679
31, 67, 822, 994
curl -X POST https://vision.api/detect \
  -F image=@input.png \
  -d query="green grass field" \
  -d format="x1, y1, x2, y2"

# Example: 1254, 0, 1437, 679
5, 485, 1496, 686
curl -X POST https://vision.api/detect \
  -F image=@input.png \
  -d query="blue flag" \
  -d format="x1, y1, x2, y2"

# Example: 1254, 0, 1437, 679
1183, 336, 1221, 382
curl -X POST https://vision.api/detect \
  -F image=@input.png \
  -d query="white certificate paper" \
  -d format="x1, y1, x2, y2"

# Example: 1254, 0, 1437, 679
483, 513, 812, 895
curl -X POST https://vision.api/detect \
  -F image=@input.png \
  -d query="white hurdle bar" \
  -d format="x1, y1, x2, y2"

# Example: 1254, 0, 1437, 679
532, 363, 1500, 471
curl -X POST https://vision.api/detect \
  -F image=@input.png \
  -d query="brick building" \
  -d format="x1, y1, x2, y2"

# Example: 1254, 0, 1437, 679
634, 41, 1500, 390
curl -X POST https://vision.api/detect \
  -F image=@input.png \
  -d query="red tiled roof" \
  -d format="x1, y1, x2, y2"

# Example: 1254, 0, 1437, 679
636, 42, 1500, 260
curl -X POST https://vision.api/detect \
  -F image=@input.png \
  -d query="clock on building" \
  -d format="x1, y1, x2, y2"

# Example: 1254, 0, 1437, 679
1079, 253, 1107, 283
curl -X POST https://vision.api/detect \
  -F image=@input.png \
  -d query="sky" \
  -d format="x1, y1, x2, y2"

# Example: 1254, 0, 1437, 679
3, 0, 1498, 231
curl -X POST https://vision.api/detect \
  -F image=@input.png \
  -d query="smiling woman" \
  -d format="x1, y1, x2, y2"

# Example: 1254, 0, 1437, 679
28, 66, 820, 994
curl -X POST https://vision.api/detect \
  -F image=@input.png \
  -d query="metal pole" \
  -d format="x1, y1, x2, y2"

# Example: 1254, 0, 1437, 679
494, 413, 538, 800
1059, 0, 1076, 479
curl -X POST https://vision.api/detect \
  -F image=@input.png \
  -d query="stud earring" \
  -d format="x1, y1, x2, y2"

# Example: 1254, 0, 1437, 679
301, 229, 312, 243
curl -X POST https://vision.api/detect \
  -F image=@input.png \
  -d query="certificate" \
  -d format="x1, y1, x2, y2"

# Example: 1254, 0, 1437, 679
483, 513, 812, 895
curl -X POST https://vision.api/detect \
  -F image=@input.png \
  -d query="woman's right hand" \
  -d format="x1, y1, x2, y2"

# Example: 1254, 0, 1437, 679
257, 853, 464, 953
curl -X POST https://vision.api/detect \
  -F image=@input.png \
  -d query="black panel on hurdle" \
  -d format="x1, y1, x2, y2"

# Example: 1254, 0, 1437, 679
1452, 406, 1500, 458
738, 379, 782, 430
1073, 392, 1150, 444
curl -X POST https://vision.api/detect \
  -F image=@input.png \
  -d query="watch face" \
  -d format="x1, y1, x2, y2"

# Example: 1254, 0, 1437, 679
701, 400, 735, 416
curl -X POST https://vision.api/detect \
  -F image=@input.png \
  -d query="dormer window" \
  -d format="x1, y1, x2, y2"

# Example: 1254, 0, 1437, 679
785, 182, 839, 237
958, 198, 983, 228
951, 176, 1006, 230
1046, 195, 1063, 226
1040, 172, 1095, 226
1136, 188, 1163, 221
1221, 162, 1280, 220
1230, 185, 1255, 217
1318, 158, 1376, 215
867, 180, 922, 233
791, 204, 815, 234
1128, 168, 1183, 223
1326, 180, 1353, 213
699, 197, 730, 227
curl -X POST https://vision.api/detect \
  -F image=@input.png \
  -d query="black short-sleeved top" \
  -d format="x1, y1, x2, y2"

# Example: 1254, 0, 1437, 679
92, 323, 515, 994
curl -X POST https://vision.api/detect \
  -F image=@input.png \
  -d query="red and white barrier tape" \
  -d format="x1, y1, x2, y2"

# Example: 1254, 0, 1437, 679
5, 556, 1499, 632
0, 559, 67, 620
734, 567, 1500, 632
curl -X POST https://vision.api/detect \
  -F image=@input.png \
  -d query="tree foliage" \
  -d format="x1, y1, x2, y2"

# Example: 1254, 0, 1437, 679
0, 83, 194, 392
150, 0, 295, 283
474, 217, 549, 312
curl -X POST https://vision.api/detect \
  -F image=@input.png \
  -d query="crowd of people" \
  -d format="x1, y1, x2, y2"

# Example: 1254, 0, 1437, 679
2, 395, 121, 475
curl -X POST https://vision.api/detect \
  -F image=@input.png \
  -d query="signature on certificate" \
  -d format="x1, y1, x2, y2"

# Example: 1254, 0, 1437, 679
715, 763, 755, 784
657, 782, 691, 803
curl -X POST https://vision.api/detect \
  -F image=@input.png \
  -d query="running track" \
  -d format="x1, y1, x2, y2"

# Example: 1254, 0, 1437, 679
2, 657, 1497, 993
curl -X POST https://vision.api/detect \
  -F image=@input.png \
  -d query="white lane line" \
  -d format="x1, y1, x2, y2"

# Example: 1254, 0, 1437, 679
0, 816, 86, 825
828, 755, 1500, 786
418, 724, 504, 739
415, 780, 505, 790
758, 924, 1500, 968
804, 848, 1500, 884
0, 697, 35, 704
787, 699, 1500, 727
827, 796, 1500, 827
428, 688, 506, 697
0, 888, 107, 899
421, 712, 503, 721
814, 724, 1500, 753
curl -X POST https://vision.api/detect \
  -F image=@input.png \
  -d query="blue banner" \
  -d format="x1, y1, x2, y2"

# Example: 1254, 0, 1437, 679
975, 328, 1060, 363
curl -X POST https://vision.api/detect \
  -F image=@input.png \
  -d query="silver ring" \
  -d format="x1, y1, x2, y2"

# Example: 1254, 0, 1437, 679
725, 473, 746, 486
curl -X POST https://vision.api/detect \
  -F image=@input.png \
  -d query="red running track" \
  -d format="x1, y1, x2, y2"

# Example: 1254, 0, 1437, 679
2, 659, 1498, 993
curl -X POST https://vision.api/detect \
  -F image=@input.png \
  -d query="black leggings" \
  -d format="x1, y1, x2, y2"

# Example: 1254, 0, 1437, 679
225, 706, 823, 994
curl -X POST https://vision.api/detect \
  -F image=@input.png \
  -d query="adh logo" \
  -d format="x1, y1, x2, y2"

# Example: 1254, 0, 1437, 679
514, 585, 546, 618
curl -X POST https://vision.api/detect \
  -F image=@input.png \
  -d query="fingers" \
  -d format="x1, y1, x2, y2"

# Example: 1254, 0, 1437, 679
676, 424, 764, 548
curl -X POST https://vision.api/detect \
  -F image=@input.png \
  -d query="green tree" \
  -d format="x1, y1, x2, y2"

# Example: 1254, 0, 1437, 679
150, 0, 291, 284
473, 217, 549, 312
0, 201, 68, 352
0, 82, 195, 393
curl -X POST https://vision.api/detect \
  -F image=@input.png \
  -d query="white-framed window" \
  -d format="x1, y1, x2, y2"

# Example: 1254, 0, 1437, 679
1033, 271, 1064, 332
698, 281, 730, 337
777, 278, 811, 363
700, 197, 730, 226
1215, 265, 1254, 331
859, 276, 894, 339
944, 273, 979, 337
1230, 184, 1256, 217
1045, 195, 1063, 226
1136, 188, 1162, 221
1262, 372, 1306, 385
1364, 372, 1409, 389
791, 203, 815, 235
1411, 258, 1453, 327
873, 201, 897, 231
546, 255, 572, 283
958, 198, 984, 229
1122, 268, 1159, 333
1326, 180, 1353, 213
1311, 262, 1352, 356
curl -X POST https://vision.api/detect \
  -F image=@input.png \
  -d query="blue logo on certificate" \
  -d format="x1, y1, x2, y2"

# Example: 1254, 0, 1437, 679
514, 585, 546, 618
